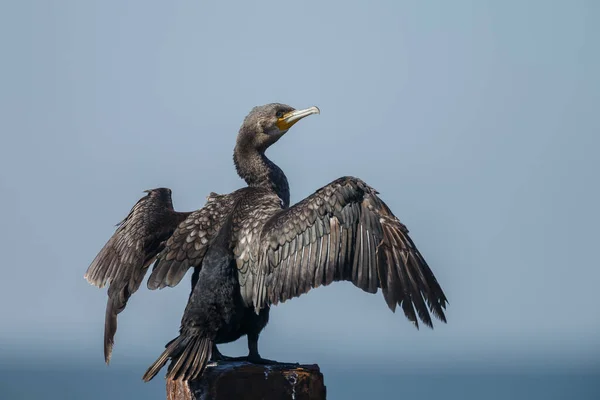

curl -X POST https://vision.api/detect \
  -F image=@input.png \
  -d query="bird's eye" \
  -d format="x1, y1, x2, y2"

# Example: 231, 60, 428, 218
276, 111, 285, 118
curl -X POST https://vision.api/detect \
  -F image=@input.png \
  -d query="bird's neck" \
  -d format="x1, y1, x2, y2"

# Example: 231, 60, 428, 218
233, 146, 290, 208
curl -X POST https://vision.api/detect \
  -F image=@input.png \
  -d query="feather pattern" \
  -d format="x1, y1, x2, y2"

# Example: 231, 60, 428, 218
87, 104, 449, 385
146, 193, 235, 290
84, 188, 191, 363
142, 334, 213, 382
249, 176, 448, 328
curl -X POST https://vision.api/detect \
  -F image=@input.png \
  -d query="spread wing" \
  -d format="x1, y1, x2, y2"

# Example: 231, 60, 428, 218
84, 188, 190, 363
146, 194, 235, 290
252, 177, 448, 328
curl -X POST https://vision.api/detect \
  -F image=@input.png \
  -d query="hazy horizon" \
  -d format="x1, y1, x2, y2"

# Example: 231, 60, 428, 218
1, 1, 598, 398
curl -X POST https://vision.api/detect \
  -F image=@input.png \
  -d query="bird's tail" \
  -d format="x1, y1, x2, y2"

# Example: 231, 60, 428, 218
142, 333, 213, 382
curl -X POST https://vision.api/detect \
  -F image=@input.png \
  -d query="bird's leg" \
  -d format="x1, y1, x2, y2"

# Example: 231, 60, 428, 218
210, 344, 236, 361
210, 343, 260, 363
245, 332, 280, 365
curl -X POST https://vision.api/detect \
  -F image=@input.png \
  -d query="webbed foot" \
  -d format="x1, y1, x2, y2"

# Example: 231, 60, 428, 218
246, 354, 280, 365
210, 345, 237, 361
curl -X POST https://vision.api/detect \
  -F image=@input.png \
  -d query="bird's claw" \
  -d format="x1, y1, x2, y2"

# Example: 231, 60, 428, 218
246, 355, 280, 365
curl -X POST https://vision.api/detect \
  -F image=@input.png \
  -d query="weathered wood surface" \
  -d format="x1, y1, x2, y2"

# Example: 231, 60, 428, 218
166, 361, 326, 400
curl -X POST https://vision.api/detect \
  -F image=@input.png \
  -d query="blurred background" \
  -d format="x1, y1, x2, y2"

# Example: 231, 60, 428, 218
0, 1, 598, 399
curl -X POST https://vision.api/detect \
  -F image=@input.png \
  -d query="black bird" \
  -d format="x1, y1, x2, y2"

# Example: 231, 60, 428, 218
86, 103, 449, 382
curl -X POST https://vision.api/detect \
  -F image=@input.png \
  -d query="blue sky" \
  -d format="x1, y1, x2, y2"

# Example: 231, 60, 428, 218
0, 0, 598, 372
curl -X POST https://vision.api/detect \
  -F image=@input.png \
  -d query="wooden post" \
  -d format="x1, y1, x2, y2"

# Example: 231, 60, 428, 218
166, 361, 326, 400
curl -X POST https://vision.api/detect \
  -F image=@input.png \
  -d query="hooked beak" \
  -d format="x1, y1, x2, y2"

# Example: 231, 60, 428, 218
276, 106, 320, 132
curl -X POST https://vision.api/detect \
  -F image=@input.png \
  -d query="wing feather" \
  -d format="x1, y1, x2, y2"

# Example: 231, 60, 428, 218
313, 235, 326, 289
84, 188, 190, 363
254, 176, 448, 328
146, 194, 234, 290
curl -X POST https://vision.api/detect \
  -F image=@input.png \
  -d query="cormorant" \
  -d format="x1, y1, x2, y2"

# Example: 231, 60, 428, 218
85, 103, 448, 382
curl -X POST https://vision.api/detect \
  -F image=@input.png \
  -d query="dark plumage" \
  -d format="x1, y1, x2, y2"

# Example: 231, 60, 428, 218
142, 214, 236, 381
84, 188, 190, 363
86, 103, 449, 382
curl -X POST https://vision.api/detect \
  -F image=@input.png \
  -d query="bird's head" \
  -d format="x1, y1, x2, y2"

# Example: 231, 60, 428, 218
236, 103, 320, 152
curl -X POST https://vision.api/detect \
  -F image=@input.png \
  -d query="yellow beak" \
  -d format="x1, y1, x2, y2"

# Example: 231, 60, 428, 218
276, 106, 320, 131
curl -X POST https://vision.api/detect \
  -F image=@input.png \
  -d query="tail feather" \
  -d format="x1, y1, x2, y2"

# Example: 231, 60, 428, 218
179, 338, 201, 379
142, 334, 212, 382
